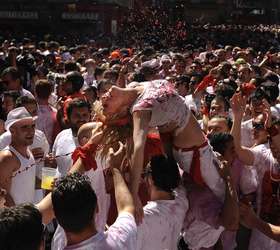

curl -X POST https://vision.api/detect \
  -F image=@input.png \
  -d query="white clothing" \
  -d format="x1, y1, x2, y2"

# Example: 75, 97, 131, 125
241, 119, 254, 148
7, 145, 36, 204
249, 229, 280, 250
53, 212, 137, 250
183, 220, 224, 250
271, 104, 280, 119
20, 88, 35, 99
248, 143, 280, 249
52, 129, 78, 177
136, 187, 188, 250
185, 94, 198, 115
129, 80, 191, 135
173, 144, 225, 201
83, 72, 95, 86
36, 104, 57, 145
52, 155, 111, 250
0, 130, 50, 179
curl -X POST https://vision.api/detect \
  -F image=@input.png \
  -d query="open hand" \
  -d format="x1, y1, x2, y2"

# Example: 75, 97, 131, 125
230, 92, 247, 119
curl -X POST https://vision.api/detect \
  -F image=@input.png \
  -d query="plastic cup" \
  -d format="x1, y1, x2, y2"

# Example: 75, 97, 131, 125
41, 167, 56, 190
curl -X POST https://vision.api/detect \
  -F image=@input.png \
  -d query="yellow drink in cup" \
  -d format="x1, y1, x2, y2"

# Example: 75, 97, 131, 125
41, 167, 56, 190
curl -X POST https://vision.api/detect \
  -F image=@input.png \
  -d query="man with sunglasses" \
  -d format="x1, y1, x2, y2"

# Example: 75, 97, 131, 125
231, 92, 280, 250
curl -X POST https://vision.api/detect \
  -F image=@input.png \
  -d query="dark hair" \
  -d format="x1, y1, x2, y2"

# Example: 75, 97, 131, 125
15, 96, 37, 108
209, 132, 234, 156
1, 67, 21, 84
211, 95, 230, 111
35, 79, 53, 99
175, 75, 190, 86
64, 61, 79, 72
52, 173, 97, 233
149, 155, 180, 192
65, 71, 84, 93
131, 72, 145, 82
0, 203, 43, 250
97, 79, 113, 92
3, 90, 20, 103
249, 87, 271, 104
66, 98, 91, 119
209, 115, 233, 130
94, 67, 105, 79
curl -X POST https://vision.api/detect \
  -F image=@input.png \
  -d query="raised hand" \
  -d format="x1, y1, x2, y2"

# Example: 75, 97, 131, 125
230, 92, 247, 119
262, 99, 272, 129
108, 141, 126, 171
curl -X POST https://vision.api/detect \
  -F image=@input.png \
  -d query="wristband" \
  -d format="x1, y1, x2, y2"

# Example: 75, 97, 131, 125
72, 143, 98, 171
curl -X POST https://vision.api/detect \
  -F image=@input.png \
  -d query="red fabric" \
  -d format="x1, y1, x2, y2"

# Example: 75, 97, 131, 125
71, 143, 98, 171
174, 141, 208, 186
241, 82, 256, 97
195, 74, 215, 93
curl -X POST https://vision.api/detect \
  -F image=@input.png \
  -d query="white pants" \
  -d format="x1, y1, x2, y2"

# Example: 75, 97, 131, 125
173, 143, 225, 201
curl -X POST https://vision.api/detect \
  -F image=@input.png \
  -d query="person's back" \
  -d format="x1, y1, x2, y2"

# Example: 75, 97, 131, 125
52, 169, 136, 250
0, 203, 44, 250
136, 156, 188, 250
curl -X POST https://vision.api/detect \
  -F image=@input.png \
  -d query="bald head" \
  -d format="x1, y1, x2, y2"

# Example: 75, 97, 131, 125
77, 122, 97, 146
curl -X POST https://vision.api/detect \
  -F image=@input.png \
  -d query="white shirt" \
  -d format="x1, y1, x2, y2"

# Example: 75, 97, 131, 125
54, 212, 137, 250
137, 187, 188, 250
185, 94, 198, 115
20, 88, 35, 99
271, 104, 280, 119
36, 104, 57, 146
52, 129, 78, 177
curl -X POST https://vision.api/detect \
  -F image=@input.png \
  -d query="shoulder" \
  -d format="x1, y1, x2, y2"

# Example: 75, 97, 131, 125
108, 212, 136, 233
0, 150, 19, 169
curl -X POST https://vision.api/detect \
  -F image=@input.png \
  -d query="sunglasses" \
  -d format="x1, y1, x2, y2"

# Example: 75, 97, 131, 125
252, 122, 265, 130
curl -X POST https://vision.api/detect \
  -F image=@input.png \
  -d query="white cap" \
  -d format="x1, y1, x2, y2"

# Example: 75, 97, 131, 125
5, 107, 37, 131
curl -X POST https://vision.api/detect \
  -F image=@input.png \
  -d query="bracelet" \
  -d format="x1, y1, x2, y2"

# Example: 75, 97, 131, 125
267, 125, 279, 138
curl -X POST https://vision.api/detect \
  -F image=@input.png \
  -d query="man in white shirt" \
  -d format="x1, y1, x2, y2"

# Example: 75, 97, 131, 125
52, 99, 91, 177
137, 155, 188, 250
231, 92, 280, 250
51, 149, 136, 250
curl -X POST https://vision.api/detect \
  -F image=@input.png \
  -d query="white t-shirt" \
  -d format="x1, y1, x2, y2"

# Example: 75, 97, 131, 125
52, 129, 78, 177
271, 104, 280, 119
248, 143, 280, 250
56, 212, 137, 250
136, 187, 188, 250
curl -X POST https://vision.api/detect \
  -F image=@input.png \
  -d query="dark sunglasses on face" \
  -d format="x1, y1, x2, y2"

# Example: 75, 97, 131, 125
253, 122, 265, 130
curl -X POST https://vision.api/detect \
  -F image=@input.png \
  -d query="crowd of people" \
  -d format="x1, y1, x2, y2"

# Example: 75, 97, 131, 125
1, 9, 280, 250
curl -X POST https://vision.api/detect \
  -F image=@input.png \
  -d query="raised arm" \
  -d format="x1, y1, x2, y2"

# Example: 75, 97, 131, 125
130, 110, 151, 223
130, 111, 151, 195
38, 123, 104, 224
230, 93, 255, 165
240, 202, 280, 242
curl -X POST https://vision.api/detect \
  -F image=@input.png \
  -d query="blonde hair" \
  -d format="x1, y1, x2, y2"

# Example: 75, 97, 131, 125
93, 100, 132, 159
